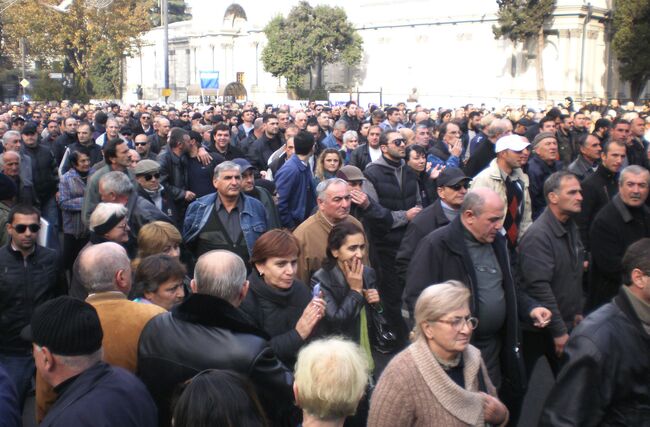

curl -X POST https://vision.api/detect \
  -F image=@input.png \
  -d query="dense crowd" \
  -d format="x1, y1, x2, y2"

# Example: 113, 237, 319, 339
0, 96, 649, 426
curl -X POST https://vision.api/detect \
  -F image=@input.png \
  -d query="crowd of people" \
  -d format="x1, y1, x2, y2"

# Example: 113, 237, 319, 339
0, 96, 649, 426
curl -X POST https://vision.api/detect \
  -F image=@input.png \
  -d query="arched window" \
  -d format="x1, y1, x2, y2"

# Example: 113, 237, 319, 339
223, 4, 247, 29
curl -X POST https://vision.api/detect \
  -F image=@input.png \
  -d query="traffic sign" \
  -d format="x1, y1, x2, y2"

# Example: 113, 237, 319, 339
20, 79, 30, 88
162, 88, 172, 97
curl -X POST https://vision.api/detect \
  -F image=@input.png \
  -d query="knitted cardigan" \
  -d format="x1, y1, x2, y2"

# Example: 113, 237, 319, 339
368, 339, 508, 427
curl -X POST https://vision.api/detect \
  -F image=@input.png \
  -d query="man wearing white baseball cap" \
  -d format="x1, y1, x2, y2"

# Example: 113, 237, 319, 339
471, 134, 532, 250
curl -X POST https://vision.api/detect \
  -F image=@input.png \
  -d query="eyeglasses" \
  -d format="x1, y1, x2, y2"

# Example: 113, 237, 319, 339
13, 223, 40, 234
141, 116, 151, 120
134, 142, 148, 146
391, 138, 406, 146
435, 316, 478, 331
448, 181, 470, 191
143, 173, 160, 181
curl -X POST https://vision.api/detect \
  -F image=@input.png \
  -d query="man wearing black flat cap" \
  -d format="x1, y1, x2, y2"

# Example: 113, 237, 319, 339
25, 296, 157, 427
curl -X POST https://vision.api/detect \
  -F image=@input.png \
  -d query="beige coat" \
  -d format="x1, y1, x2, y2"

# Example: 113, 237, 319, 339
470, 159, 532, 240
368, 339, 507, 427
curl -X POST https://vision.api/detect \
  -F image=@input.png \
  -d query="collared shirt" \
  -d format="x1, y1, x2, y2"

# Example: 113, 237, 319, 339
215, 195, 244, 242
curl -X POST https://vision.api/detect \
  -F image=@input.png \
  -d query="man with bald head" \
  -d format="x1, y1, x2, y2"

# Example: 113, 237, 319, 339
138, 250, 294, 426
148, 116, 170, 154
405, 188, 551, 415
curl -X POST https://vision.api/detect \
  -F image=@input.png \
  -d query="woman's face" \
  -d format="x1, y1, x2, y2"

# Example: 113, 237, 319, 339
360, 123, 370, 137
73, 153, 91, 173
323, 153, 340, 173
442, 113, 451, 123
104, 218, 129, 243
408, 151, 426, 173
345, 137, 359, 151
256, 256, 298, 290
422, 304, 473, 360
331, 233, 366, 264
144, 276, 185, 310
162, 242, 181, 259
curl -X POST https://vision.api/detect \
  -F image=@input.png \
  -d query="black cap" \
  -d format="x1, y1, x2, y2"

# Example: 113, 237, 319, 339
12, 116, 25, 124
0, 174, 17, 200
120, 125, 133, 136
191, 112, 202, 120
21, 122, 37, 134
21, 296, 103, 356
232, 157, 255, 172
437, 167, 471, 187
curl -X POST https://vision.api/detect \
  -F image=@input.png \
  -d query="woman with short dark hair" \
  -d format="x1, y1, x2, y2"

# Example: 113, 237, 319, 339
133, 254, 186, 310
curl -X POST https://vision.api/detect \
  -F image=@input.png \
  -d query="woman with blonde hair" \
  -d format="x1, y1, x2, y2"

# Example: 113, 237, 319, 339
132, 220, 182, 270
315, 148, 344, 182
368, 281, 508, 427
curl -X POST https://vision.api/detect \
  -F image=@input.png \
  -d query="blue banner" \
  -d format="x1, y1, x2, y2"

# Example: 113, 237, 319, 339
199, 71, 220, 89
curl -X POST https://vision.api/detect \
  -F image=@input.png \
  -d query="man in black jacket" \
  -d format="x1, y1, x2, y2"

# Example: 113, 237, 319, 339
540, 238, 650, 426
464, 118, 512, 178
247, 114, 282, 170
51, 117, 78, 166
0, 204, 62, 409
58, 122, 103, 175
588, 165, 650, 312
138, 250, 294, 427
349, 125, 381, 171
157, 127, 194, 221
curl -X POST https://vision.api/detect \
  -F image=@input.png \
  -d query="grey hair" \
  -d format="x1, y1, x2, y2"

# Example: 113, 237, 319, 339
89, 203, 128, 232
213, 161, 241, 178
253, 117, 264, 130
99, 171, 134, 196
333, 120, 348, 131
2, 130, 20, 146
78, 242, 131, 293
0, 150, 20, 168
543, 171, 578, 202
486, 119, 511, 138
460, 191, 487, 216
193, 250, 247, 305
56, 348, 104, 368
412, 281, 470, 342
342, 130, 358, 144
619, 165, 650, 186
316, 178, 348, 200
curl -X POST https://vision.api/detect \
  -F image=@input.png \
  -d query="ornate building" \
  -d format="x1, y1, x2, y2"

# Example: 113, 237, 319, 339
124, 0, 640, 107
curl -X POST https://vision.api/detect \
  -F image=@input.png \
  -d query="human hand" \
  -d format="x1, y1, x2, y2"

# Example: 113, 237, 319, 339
295, 297, 326, 339
406, 206, 422, 221
197, 147, 211, 165
428, 163, 445, 180
554, 333, 569, 357
481, 393, 508, 425
184, 191, 196, 202
259, 170, 267, 179
530, 307, 552, 328
341, 257, 364, 292
363, 289, 380, 305
583, 260, 589, 271
350, 188, 370, 209
450, 139, 462, 157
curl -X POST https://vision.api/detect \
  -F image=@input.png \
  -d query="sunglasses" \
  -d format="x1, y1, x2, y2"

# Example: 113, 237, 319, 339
134, 142, 148, 146
448, 181, 470, 191
143, 173, 160, 181
14, 223, 40, 233
391, 138, 406, 146
141, 116, 151, 120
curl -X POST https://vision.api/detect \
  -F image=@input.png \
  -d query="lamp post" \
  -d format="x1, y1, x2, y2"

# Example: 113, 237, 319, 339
162, 0, 169, 102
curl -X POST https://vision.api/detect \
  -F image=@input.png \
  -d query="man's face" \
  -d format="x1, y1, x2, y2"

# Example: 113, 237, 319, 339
470, 114, 482, 130
347, 104, 357, 117
134, 135, 149, 154
7, 213, 39, 253
203, 111, 214, 122
158, 120, 170, 137
541, 121, 556, 133
241, 169, 255, 192
317, 113, 330, 129
47, 122, 59, 137
106, 121, 119, 138
382, 132, 406, 160
306, 125, 320, 142
214, 168, 241, 198
464, 198, 504, 243
443, 124, 461, 145
630, 118, 644, 138
277, 113, 289, 130
22, 132, 38, 148
285, 138, 295, 158
112, 142, 131, 169
601, 144, 626, 173
242, 110, 255, 123
619, 172, 650, 208
574, 113, 586, 129
612, 123, 630, 143
137, 170, 161, 192
295, 113, 307, 129
367, 127, 381, 148
265, 119, 279, 136
551, 176, 583, 216
2, 153, 20, 177
318, 183, 351, 223
3, 134, 21, 152
501, 149, 525, 170
214, 130, 230, 150
437, 181, 469, 209
388, 111, 400, 124
534, 137, 558, 163
77, 126, 92, 145
140, 114, 151, 127
561, 118, 573, 132
64, 118, 78, 134
580, 135, 602, 162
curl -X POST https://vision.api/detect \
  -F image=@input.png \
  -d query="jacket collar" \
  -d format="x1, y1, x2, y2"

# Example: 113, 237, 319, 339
432, 199, 451, 226
612, 194, 649, 223
248, 271, 298, 306
539, 207, 569, 238
614, 287, 650, 340
172, 293, 269, 339
372, 153, 405, 170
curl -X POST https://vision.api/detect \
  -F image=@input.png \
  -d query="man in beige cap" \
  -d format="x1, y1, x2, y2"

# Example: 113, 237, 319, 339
134, 159, 178, 225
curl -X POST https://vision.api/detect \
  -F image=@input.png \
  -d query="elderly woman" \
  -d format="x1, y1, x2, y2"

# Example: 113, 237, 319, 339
132, 220, 182, 270
342, 130, 359, 164
240, 229, 325, 367
133, 254, 186, 310
315, 148, 344, 182
59, 150, 91, 271
368, 282, 508, 427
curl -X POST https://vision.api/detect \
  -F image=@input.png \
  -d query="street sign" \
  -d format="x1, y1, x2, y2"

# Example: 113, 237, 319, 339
162, 88, 172, 97
19, 79, 30, 88
48, 73, 63, 79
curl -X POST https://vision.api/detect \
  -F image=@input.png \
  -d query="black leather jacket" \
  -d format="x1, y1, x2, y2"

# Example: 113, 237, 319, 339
540, 288, 650, 426
0, 244, 62, 354
137, 293, 295, 427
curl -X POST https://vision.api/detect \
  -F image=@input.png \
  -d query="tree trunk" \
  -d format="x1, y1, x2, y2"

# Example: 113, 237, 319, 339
629, 76, 647, 104
536, 26, 547, 102
315, 56, 323, 89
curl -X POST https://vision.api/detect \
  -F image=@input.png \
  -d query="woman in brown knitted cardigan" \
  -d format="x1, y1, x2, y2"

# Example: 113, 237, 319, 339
368, 281, 509, 427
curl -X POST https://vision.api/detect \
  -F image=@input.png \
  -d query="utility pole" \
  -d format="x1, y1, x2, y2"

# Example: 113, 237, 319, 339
19, 37, 26, 99
162, 0, 169, 102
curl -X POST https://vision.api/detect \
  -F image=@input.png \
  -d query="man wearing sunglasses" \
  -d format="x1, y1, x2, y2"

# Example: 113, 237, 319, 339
133, 133, 157, 161
0, 204, 62, 410
136, 113, 154, 136
363, 130, 421, 346
135, 159, 179, 226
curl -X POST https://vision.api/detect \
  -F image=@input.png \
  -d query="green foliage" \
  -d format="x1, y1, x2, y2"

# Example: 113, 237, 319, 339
493, 0, 556, 42
150, 0, 191, 26
261, 1, 363, 89
31, 71, 64, 101
612, 0, 650, 101
88, 44, 122, 98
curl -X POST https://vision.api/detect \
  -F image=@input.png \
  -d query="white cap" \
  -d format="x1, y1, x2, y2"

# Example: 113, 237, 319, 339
495, 134, 530, 153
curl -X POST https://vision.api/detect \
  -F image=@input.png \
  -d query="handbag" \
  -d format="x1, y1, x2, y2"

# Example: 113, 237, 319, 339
368, 303, 398, 354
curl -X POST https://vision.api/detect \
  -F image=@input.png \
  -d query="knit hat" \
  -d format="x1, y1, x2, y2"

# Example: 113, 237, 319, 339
21, 296, 103, 356
0, 174, 17, 200
532, 132, 556, 148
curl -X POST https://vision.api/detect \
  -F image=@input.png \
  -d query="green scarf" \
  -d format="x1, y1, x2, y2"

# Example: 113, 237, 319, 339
359, 306, 375, 372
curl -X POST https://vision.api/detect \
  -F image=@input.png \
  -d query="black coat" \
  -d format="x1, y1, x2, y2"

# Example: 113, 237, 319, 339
52, 132, 78, 166
404, 217, 540, 393
527, 155, 563, 220
349, 143, 372, 171
240, 272, 312, 367
247, 133, 283, 170
137, 293, 295, 427
540, 288, 650, 426
463, 139, 495, 178
588, 195, 650, 311
41, 362, 157, 427
22, 144, 58, 202
576, 164, 618, 251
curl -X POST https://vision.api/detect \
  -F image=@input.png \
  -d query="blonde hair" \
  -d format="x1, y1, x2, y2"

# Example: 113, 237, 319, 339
294, 337, 369, 421
132, 221, 182, 270
315, 149, 344, 181
412, 281, 471, 342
